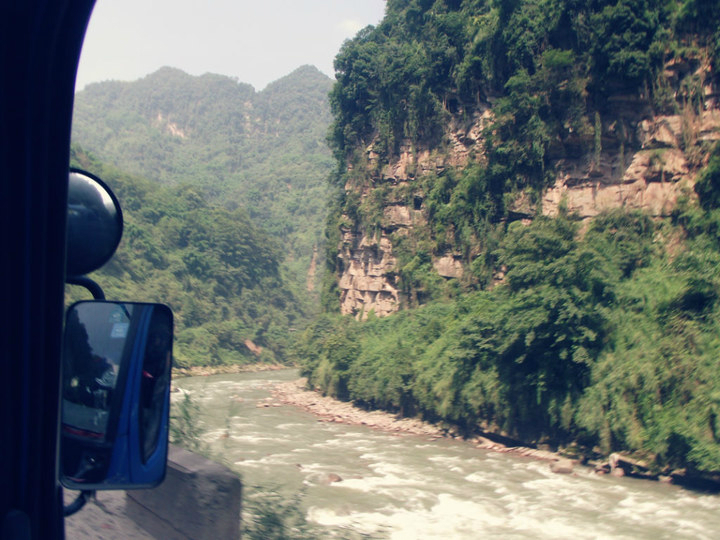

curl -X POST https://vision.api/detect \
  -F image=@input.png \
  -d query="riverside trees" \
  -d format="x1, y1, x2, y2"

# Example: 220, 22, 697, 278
299, 204, 720, 474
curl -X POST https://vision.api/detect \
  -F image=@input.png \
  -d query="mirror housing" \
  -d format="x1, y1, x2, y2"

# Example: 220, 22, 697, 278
66, 169, 123, 277
60, 301, 173, 490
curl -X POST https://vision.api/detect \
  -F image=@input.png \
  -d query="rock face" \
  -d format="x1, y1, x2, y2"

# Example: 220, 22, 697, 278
433, 254, 464, 279
337, 113, 490, 318
338, 230, 401, 317
336, 60, 720, 318
543, 109, 720, 219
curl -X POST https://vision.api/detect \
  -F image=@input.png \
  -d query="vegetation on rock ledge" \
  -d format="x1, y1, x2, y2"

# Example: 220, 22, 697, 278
301, 194, 720, 474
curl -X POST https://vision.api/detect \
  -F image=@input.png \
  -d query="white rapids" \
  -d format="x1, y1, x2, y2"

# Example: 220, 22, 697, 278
173, 370, 720, 539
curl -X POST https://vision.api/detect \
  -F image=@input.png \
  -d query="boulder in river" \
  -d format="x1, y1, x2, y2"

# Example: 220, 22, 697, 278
609, 452, 651, 478
550, 459, 575, 475
325, 473, 343, 484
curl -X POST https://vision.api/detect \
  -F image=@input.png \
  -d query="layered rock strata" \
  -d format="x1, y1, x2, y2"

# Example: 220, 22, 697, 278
337, 62, 720, 319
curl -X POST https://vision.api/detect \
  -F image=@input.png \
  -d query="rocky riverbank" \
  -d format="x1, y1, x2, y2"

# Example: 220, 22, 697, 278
173, 362, 287, 379
270, 378, 568, 467
181, 370, 719, 488
269, 379, 720, 488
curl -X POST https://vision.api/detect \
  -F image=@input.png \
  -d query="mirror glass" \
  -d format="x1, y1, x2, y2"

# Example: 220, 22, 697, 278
61, 301, 173, 490
66, 169, 123, 277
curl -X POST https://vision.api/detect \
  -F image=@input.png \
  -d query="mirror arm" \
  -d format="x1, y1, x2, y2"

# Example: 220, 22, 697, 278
66, 276, 105, 300
62, 490, 94, 517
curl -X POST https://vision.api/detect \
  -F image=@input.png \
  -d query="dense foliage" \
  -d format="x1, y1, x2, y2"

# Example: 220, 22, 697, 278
327, 0, 718, 244
72, 65, 334, 306
69, 147, 301, 367
330, 0, 718, 158
300, 201, 720, 473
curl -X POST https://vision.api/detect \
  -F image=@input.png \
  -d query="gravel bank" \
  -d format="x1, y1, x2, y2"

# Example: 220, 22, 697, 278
270, 378, 562, 463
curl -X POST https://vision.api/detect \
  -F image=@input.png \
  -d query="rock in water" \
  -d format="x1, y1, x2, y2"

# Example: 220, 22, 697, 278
325, 473, 343, 484
550, 459, 575, 475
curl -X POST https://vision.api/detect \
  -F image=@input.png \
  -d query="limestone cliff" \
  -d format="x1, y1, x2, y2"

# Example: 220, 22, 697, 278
336, 58, 720, 319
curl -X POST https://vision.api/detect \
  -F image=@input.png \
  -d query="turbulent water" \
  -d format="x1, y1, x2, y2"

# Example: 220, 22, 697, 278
173, 370, 720, 539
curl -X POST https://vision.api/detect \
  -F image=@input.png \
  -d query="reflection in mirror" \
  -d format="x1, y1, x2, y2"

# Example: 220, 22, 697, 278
61, 301, 173, 490
66, 169, 123, 277
62, 302, 127, 484
139, 307, 173, 463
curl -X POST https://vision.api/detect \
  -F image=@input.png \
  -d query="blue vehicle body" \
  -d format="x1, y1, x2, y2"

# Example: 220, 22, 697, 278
61, 302, 172, 491
108, 304, 171, 487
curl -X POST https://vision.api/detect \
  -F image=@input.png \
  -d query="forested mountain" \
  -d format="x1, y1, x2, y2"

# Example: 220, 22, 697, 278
72, 65, 334, 303
298, 0, 720, 479
69, 147, 302, 368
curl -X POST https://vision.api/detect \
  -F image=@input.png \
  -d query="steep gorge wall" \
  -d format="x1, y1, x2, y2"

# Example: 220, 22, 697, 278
337, 60, 720, 318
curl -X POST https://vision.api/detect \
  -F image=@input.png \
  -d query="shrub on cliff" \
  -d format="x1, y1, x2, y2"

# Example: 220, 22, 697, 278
695, 143, 720, 210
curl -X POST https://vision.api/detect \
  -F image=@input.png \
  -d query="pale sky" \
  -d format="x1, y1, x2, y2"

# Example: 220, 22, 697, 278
76, 0, 386, 91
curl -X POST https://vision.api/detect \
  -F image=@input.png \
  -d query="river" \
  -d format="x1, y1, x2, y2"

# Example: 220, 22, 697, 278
173, 369, 720, 539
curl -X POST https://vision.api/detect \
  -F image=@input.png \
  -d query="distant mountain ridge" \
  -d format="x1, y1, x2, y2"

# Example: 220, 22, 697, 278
72, 65, 334, 306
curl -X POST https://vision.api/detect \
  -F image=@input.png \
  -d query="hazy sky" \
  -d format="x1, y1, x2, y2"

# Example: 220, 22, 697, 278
76, 0, 386, 91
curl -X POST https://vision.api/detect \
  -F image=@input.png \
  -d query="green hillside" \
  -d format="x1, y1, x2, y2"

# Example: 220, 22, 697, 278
72, 65, 334, 306
69, 147, 302, 368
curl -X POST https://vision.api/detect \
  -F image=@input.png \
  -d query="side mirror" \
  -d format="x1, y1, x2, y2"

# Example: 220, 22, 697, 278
66, 169, 123, 277
60, 301, 173, 490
